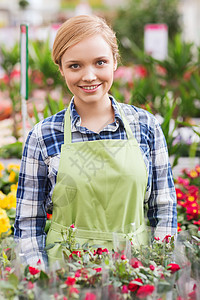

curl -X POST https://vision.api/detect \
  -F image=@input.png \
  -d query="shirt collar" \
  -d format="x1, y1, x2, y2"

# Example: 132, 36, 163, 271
69, 96, 125, 132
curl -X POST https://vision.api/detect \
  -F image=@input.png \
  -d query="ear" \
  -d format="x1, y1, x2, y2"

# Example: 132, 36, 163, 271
113, 60, 117, 71
59, 65, 64, 76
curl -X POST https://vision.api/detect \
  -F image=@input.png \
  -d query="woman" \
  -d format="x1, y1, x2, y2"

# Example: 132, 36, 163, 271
14, 15, 177, 268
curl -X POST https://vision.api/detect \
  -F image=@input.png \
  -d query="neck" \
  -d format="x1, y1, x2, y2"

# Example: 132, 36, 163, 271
74, 95, 112, 120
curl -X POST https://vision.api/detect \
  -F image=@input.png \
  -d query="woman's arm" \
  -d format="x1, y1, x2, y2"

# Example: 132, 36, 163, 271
14, 125, 49, 269
147, 122, 177, 239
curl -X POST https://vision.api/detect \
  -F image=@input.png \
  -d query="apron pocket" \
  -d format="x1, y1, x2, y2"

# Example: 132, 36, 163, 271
53, 186, 77, 207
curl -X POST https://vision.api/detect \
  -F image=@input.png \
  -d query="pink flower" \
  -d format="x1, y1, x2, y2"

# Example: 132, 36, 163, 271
149, 265, 155, 271
75, 270, 81, 278
176, 177, 189, 186
27, 281, 34, 289
65, 276, 76, 286
29, 266, 40, 275
121, 285, 129, 294
112, 251, 120, 260
167, 263, 180, 274
69, 287, 79, 295
70, 224, 75, 228
128, 278, 143, 292
136, 284, 155, 299
5, 267, 11, 272
84, 292, 97, 300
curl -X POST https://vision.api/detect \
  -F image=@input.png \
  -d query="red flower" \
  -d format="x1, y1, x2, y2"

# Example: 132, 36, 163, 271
195, 165, 200, 174
37, 259, 41, 265
133, 65, 148, 79
46, 213, 52, 220
186, 205, 199, 220
128, 278, 143, 292
84, 292, 97, 300
149, 264, 155, 271
102, 248, 109, 253
121, 285, 129, 294
70, 224, 75, 228
177, 223, 182, 232
121, 254, 127, 260
136, 284, 155, 299
175, 188, 186, 200
186, 194, 198, 203
188, 170, 198, 179
193, 220, 200, 225
154, 237, 160, 241
167, 263, 180, 273
94, 267, 102, 273
65, 276, 76, 286
75, 270, 81, 278
130, 258, 143, 268
29, 266, 40, 275
96, 248, 103, 255
162, 234, 171, 243
69, 250, 81, 259
187, 185, 199, 196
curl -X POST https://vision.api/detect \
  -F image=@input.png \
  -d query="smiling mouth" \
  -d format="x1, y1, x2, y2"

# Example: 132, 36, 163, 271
80, 84, 101, 91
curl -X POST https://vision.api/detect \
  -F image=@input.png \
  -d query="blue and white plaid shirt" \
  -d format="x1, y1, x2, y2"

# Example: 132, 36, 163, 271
14, 96, 177, 268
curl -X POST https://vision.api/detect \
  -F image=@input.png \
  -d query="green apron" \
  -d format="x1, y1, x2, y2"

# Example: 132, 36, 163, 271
46, 99, 148, 264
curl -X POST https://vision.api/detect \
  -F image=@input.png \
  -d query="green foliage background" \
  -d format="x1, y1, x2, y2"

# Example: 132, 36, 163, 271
112, 0, 181, 63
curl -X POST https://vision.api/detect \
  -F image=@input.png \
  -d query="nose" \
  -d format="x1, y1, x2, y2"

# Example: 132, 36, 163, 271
82, 67, 97, 82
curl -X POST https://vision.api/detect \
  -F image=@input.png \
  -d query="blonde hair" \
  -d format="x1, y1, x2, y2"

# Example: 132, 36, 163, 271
52, 15, 120, 67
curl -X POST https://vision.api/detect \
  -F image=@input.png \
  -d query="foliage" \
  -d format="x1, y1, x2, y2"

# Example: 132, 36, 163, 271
0, 142, 22, 159
175, 165, 200, 235
0, 162, 199, 299
0, 224, 199, 300
112, 0, 181, 63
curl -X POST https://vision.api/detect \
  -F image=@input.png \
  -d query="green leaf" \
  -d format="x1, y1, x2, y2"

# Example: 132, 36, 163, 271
44, 243, 55, 250
8, 273, 19, 289
6, 208, 16, 219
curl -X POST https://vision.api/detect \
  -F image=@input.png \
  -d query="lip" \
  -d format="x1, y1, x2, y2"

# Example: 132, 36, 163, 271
79, 83, 102, 93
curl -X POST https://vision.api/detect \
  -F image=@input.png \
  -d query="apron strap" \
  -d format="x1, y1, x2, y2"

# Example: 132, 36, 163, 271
50, 221, 146, 242
64, 104, 72, 144
64, 98, 135, 145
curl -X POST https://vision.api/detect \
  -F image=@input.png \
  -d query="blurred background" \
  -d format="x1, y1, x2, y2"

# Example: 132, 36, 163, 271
0, 0, 199, 173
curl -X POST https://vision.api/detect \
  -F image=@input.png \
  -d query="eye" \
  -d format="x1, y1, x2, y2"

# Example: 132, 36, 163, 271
70, 64, 80, 69
97, 60, 107, 66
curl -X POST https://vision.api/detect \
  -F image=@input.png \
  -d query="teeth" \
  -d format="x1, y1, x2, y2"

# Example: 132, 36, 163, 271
82, 85, 98, 90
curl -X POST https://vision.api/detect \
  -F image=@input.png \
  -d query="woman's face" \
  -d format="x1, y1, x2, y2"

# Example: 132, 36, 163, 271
60, 34, 117, 106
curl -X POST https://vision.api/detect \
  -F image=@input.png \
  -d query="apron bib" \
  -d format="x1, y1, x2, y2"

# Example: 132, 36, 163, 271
46, 100, 148, 264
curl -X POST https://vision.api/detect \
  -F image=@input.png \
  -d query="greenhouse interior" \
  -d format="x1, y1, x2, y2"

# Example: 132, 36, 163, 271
0, 0, 200, 299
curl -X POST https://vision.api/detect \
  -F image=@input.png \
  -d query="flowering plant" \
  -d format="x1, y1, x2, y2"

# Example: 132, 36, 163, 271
1, 222, 199, 300
0, 162, 19, 237
175, 165, 200, 235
